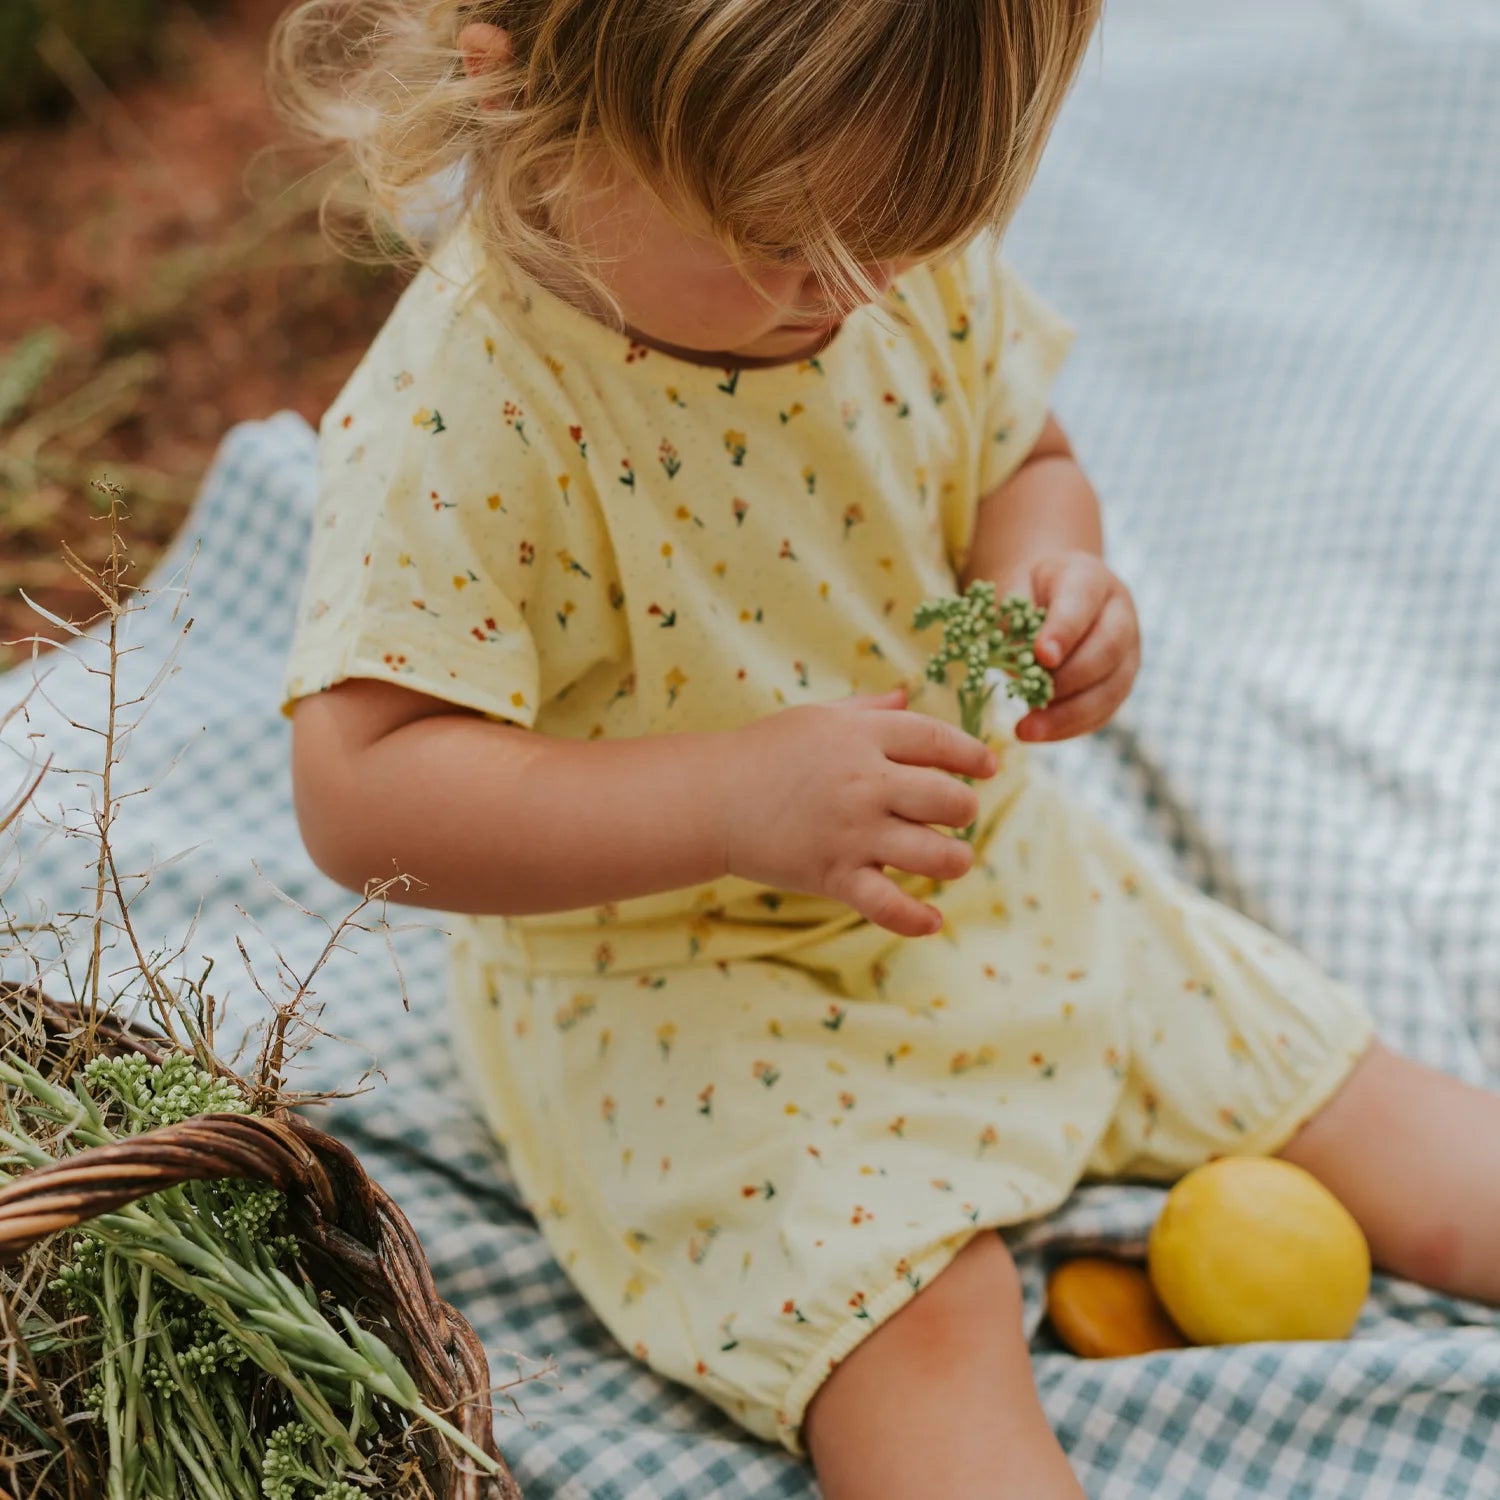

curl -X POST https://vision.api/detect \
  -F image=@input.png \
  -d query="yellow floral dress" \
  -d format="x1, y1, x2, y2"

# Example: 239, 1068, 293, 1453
282, 223, 1372, 1450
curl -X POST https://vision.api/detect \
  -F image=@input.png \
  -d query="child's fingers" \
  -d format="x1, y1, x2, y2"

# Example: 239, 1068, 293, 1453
1017, 664, 1135, 742
835, 866, 943, 937
888, 767, 981, 830
881, 713, 997, 778
1045, 594, 1139, 701
874, 822, 976, 884
833, 686, 909, 712
1034, 568, 1109, 670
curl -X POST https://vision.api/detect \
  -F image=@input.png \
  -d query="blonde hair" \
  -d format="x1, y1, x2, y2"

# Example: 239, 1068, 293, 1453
270, 0, 1101, 315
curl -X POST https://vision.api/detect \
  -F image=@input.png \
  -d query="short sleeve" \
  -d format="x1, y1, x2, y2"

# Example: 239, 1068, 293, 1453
974, 247, 1075, 499
281, 270, 620, 730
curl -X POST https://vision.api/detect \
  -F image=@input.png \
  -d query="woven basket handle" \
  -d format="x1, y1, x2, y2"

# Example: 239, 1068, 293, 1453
0, 1112, 335, 1265
0, 1113, 518, 1497
1, 990, 518, 1498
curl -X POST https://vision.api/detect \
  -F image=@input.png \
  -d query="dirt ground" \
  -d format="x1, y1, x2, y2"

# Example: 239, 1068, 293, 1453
0, 0, 403, 668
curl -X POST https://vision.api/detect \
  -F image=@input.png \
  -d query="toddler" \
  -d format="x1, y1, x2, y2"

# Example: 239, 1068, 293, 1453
273, 3, 1500, 1495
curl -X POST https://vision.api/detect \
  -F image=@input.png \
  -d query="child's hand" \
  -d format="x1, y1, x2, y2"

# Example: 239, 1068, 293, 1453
1005, 551, 1140, 741
720, 689, 996, 937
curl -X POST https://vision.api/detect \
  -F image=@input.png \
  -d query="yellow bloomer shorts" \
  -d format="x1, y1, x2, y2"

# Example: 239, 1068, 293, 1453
447, 761, 1373, 1451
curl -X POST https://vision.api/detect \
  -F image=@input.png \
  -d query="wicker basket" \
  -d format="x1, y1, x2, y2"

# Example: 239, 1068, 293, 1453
0, 987, 521, 1500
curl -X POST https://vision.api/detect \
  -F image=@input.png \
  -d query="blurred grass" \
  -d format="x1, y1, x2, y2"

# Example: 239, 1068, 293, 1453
0, 1, 403, 670
0, 1, 193, 123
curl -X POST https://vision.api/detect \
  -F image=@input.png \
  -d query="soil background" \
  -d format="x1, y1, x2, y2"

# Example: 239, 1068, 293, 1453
0, 0, 403, 667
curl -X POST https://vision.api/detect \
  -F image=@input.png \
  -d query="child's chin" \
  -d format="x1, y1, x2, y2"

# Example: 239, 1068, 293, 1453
740, 320, 843, 361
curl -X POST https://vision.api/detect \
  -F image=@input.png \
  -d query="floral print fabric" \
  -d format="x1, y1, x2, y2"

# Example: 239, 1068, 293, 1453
283, 225, 1372, 1449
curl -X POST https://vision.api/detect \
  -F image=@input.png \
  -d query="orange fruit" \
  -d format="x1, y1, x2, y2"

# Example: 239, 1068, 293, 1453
1046, 1256, 1189, 1358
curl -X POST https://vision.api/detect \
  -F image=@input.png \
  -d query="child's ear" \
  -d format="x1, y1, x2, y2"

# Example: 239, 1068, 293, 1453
458, 22, 515, 107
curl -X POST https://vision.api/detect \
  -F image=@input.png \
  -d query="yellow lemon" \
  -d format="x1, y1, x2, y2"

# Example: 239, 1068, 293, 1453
1148, 1157, 1370, 1344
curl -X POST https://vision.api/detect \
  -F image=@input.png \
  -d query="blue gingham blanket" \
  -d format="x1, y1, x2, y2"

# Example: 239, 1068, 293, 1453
4, 2, 1499, 1493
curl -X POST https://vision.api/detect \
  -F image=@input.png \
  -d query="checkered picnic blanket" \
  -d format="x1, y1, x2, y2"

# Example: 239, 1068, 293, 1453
5, 2, 1499, 1493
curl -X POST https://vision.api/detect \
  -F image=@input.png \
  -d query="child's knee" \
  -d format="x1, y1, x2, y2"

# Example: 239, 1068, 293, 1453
1399, 1219, 1467, 1289
808, 1234, 1025, 1443
896, 1233, 1027, 1368
937, 1231, 1025, 1318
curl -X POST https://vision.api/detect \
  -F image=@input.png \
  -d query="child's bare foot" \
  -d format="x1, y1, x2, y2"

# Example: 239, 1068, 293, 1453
804, 1233, 1085, 1499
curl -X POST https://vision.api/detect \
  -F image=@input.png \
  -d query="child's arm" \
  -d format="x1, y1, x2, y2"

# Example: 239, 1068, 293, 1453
960, 414, 1140, 741
293, 678, 728, 913
961, 414, 1103, 586
291, 677, 995, 937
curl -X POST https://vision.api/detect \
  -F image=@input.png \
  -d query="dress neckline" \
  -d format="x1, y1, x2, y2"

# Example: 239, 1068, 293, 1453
446, 221, 898, 388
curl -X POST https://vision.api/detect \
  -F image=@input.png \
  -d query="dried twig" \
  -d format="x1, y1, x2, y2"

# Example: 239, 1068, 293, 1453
0, 481, 528, 1497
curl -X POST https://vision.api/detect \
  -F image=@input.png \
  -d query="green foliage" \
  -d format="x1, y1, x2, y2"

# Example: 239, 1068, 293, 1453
0, 1051, 501, 1498
260, 1422, 359, 1500
914, 579, 1054, 738
0, 0, 173, 124
1, 484, 506, 1496
0, 326, 66, 427
83, 1050, 249, 1126
913, 581, 1054, 841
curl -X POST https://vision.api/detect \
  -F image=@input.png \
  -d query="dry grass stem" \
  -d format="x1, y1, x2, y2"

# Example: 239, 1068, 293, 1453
1, 487, 523, 1498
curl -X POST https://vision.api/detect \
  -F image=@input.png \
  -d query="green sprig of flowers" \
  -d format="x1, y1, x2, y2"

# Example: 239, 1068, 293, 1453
913, 581, 1054, 841
914, 579, 1054, 738
261, 1423, 363, 1500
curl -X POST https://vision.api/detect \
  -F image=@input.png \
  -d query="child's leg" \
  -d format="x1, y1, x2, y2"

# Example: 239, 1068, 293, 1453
803, 1233, 1084, 1499
1279, 1040, 1500, 1303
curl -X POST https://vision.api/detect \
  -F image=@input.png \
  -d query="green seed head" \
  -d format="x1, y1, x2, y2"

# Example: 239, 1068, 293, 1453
913, 580, 1054, 726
